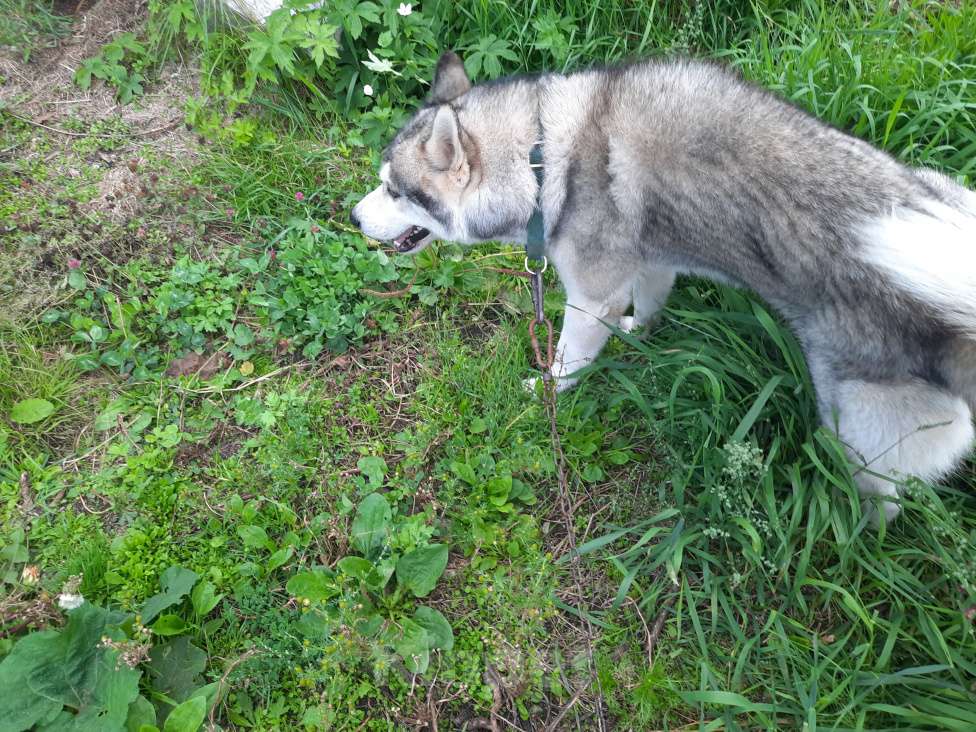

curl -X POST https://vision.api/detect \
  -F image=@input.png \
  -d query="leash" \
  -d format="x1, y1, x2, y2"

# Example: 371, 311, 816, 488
524, 132, 608, 732
525, 138, 556, 390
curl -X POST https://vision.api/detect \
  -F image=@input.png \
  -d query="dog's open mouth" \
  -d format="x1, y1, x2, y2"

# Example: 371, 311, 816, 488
393, 226, 430, 253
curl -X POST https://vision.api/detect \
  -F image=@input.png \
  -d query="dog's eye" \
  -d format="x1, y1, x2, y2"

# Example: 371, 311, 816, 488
385, 184, 401, 201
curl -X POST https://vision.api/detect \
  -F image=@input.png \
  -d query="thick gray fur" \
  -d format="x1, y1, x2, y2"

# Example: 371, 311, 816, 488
352, 54, 976, 523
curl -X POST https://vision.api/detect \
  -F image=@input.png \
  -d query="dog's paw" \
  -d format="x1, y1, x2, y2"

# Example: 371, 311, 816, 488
618, 314, 659, 335
618, 315, 637, 333
862, 497, 901, 529
522, 373, 578, 395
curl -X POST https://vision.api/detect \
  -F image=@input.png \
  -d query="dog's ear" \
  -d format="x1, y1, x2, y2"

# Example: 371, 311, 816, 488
425, 105, 467, 179
430, 51, 471, 104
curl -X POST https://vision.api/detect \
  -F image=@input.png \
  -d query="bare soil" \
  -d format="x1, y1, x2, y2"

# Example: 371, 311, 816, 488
0, 0, 208, 324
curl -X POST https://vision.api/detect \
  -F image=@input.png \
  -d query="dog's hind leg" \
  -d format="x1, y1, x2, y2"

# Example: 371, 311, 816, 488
619, 268, 676, 333
823, 378, 974, 525
943, 338, 976, 412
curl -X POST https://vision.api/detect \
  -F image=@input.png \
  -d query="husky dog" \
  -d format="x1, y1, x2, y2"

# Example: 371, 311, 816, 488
351, 52, 976, 522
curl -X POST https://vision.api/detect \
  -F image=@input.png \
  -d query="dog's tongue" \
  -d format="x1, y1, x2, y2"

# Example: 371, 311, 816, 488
393, 226, 429, 253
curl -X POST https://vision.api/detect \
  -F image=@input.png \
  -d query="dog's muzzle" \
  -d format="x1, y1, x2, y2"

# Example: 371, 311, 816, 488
393, 226, 430, 253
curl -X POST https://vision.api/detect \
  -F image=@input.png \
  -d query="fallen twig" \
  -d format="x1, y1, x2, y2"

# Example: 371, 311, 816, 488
3, 109, 182, 139
208, 649, 261, 729
360, 267, 419, 299
647, 595, 676, 664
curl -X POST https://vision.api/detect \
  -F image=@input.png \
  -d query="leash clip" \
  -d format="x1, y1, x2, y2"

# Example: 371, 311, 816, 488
524, 255, 548, 275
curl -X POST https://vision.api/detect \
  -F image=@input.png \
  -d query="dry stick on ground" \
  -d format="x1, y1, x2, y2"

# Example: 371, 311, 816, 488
19, 473, 33, 514
647, 594, 677, 664
3, 110, 184, 139
627, 597, 655, 666
359, 266, 420, 299
467, 666, 504, 731
208, 648, 261, 729
178, 362, 306, 395
544, 683, 588, 732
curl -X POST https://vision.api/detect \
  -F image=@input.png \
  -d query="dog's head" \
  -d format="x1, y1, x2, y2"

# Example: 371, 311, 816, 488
350, 52, 481, 254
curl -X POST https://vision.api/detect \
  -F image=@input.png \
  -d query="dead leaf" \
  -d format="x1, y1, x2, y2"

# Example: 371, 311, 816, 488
165, 351, 228, 379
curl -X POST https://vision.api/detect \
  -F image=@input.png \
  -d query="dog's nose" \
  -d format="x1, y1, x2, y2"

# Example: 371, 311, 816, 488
350, 209, 361, 229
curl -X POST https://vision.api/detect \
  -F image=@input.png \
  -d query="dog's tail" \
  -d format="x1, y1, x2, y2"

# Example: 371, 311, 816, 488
858, 172, 976, 336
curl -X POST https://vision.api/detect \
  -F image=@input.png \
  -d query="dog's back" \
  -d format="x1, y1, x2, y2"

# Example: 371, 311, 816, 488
542, 59, 976, 390
540, 58, 976, 520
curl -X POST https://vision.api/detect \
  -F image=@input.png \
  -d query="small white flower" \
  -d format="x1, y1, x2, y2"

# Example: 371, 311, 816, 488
364, 49, 400, 76
363, 84, 374, 97
397, 3, 412, 16
58, 592, 84, 610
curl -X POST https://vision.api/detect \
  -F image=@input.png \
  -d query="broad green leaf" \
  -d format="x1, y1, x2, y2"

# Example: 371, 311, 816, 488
395, 544, 448, 598
286, 569, 336, 602
126, 695, 156, 732
451, 461, 477, 485
141, 567, 199, 624
162, 695, 206, 732
237, 525, 270, 550
146, 637, 206, 710
414, 606, 454, 651
337, 556, 373, 581
366, 558, 396, 591
39, 650, 139, 731
0, 603, 136, 732
469, 417, 487, 433
10, 398, 55, 425
100, 350, 125, 368
189, 582, 223, 618
486, 475, 511, 506
232, 323, 255, 346
350, 493, 391, 555
392, 618, 430, 674
68, 268, 87, 290
0, 632, 61, 731
150, 614, 190, 636
266, 545, 294, 573
356, 456, 387, 487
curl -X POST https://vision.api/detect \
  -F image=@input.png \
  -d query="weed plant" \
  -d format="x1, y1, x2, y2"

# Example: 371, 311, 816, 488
0, 1, 974, 730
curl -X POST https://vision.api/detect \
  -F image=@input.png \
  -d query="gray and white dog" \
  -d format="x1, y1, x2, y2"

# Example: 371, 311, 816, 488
351, 52, 976, 522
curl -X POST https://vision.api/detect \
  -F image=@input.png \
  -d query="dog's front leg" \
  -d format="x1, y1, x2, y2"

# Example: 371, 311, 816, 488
522, 251, 635, 393
525, 295, 626, 393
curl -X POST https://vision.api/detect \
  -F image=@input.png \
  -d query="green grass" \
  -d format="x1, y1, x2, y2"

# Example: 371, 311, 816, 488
1, 0, 975, 730
0, 326, 84, 457
0, 0, 72, 62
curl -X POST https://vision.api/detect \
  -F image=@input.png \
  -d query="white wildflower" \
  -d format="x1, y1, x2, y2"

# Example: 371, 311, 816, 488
58, 574, 84, 609
364, 49, 400, 76
397, 3, 412, 16
58, 592, 84, 610
363, 84, 374, 97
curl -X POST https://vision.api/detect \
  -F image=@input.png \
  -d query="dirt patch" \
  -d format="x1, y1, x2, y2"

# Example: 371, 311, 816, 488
51, 0, 98, 17
1, 0, 198, 170
1, 0, 196, 150
84, 163, 143, 221
174, 421, 249, 468
0, 1, 217, 324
